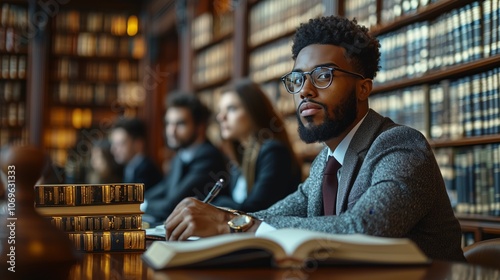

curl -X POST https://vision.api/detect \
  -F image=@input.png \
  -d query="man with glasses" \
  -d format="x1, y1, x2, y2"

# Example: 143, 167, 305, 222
164, 16, 465, 262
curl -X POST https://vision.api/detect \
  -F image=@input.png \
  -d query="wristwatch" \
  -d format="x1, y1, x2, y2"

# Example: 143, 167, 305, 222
227, 214, 254, 233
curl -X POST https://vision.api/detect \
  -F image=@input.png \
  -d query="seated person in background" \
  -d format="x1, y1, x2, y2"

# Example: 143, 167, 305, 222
211, 79, 302, 212
110, 117, 163, 191
165, 15, 465, 262
142, 92, 228, 226
87, 139, 123, 184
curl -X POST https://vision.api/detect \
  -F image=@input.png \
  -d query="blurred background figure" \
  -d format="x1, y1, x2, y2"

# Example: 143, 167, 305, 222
110, 118, 162, 191
86, 139, 123, 184
143, 92, 228, 226
212, 78, 302, 212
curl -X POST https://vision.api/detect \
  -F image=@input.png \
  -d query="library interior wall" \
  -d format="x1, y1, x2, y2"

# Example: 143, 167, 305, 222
1, 0, 500, 245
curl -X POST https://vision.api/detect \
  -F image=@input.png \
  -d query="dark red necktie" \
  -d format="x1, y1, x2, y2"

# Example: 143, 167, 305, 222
322, 156, 341, 216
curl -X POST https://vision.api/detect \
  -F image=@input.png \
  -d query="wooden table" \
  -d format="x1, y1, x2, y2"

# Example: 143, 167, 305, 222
67, 251, 500, 280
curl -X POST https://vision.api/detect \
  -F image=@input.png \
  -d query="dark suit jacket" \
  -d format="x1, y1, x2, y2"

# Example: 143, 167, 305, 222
144, 140, 228, 223
213, 139, 301, 212
125, 156, 162, 192
252, 109, 465, 262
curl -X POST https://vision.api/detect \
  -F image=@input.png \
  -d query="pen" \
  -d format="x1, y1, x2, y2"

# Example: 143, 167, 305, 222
203, 178, 225, 203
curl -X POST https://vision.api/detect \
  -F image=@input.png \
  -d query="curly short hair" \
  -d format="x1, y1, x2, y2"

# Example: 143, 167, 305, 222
112, 118, 147, 140
291, 16, 381, 79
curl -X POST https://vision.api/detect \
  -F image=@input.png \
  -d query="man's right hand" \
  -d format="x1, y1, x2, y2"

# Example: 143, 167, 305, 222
164, 197, 235, 241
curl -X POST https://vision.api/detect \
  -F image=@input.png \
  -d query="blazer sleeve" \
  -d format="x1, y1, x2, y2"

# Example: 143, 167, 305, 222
250, 148, 328, 218
134, 157, 163, 191
213, 140, 301, 212
145, 145, 228, 221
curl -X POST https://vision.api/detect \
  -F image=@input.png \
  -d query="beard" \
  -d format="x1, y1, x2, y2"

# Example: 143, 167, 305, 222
167, 132, 198, 151
296, 90, 357, 144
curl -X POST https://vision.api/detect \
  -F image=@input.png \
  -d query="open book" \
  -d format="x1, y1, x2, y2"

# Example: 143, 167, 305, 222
145, 225, 167, 240
142, 228, 430, 269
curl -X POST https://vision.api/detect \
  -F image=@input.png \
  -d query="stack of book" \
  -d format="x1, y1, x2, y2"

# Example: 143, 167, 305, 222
34, 183, 146, 252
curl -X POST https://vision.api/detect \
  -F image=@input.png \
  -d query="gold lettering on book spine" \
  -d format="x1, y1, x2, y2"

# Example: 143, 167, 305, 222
37, 186, 44, 204
103, 232, 111, 251
68, 186, 75, 205
114, 185, 120, 203
103, 184, 111, 203
54, 186, 60, 204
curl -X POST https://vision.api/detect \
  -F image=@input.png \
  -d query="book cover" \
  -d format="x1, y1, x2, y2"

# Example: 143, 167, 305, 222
34, 183, 144, 206
35, 203, 143, 216
47, 214, 143, 231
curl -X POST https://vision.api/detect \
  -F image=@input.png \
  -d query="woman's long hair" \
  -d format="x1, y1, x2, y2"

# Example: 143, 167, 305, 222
222, 78, 301, 190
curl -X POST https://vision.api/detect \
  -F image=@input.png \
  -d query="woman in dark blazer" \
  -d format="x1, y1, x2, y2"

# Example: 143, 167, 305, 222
213, 78, 302, 212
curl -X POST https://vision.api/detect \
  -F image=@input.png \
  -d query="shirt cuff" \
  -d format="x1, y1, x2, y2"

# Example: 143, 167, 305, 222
255, 221, 276, 236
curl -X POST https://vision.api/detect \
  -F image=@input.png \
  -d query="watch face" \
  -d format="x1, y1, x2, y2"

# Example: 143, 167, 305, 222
231, 215, 251, 227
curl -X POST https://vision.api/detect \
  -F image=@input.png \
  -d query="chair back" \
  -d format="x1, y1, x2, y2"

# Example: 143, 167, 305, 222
463, 238, 500, 269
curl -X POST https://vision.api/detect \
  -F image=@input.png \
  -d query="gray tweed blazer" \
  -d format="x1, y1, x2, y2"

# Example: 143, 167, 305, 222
252, 109, 465, 262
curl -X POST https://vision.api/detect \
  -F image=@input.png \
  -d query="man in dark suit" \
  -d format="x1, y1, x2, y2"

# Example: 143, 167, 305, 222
142, 93, 228, 226
110, 118, 162, 191
164, 16, 465, 262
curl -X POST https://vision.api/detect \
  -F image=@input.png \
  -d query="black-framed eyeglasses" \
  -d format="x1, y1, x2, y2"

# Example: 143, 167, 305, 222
280, 66, 366, 94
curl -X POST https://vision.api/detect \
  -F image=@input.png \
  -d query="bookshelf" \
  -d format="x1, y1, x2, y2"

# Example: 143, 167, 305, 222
0, 2, 29, 147
359, 0, 500, 244
191, 3, 234, 91
45, 8, 146, 169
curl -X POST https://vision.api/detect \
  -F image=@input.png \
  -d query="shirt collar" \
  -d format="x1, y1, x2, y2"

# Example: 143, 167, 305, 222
327, 112, 368, 165
126, 154, 144, 169
178, 142, 202, 164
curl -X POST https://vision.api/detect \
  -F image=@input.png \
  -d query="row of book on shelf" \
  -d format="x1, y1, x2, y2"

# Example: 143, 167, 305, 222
344, 0, 460, 30
194, 39, 233, 87
0, 101, 24, 127
370, 67, 500, 140
51, 81, 144, 106
34, 183, 146, 252
0, 26, 27, 53
191, 10, 233, 50
0, 3, 28, 53
1, 3, 27, 28
249, 37, 294, 84
1, 54, 26, 79
52, 10, 139, 36
0, 127, 27, 147
52, 57, 139, 81
434, 144, 500, 217
0, 80, 24, 102
52, 33, 145, 58
376, 0, 500, 85
248, 0, 324, 47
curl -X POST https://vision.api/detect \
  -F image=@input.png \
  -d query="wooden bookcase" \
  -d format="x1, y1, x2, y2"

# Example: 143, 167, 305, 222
356, 0, 500, 245
41, 3, 146, 182
44, 7, 145, 165
0, 1, 29, 147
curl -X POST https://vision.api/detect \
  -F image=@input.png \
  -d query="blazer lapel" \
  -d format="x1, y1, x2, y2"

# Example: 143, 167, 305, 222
336, 110, 387, 214
165, 156, 185, 196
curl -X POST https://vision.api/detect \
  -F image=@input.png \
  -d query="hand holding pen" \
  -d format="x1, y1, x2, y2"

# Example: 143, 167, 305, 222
203, 178, 225, 203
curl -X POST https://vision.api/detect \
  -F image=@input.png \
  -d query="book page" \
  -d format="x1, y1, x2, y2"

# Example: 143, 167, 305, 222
145, 225, 199, 241
144, 233, 285, 269
259, 228, 429, 264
